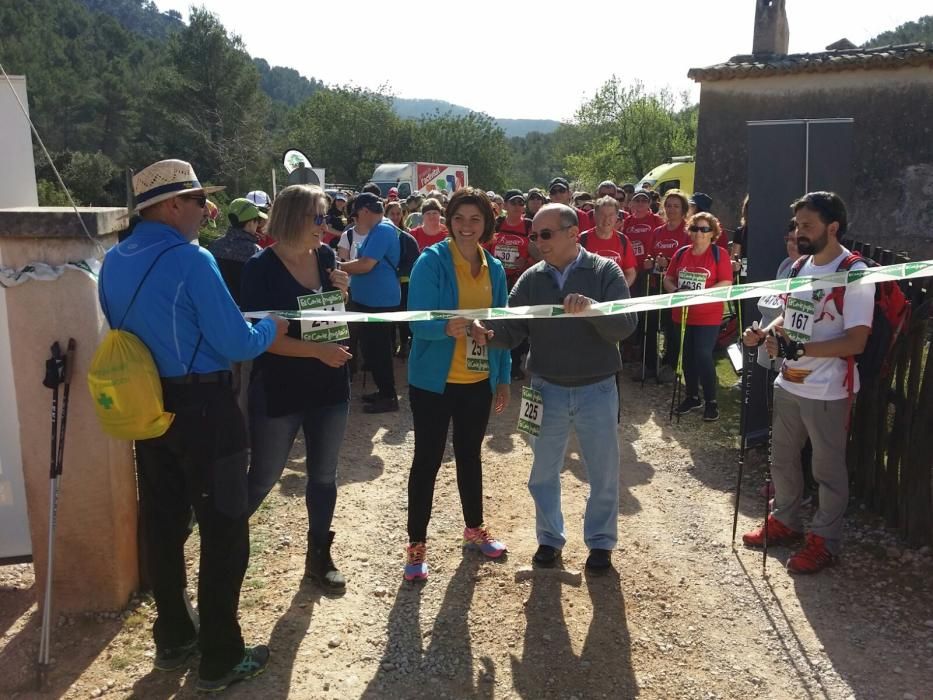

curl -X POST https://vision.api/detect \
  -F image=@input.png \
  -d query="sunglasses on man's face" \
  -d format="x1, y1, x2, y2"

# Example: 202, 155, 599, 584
528, 225, 570, 242
549, 186, 568, 195
180, 194, 208, 208
688, 225, 713, 233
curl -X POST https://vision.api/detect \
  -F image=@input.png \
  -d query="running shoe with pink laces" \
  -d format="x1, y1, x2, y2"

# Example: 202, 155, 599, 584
462, 525, 507, 558
404, 542, 428, 582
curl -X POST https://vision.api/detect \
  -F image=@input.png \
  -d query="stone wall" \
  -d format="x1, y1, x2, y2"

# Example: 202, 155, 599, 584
694, 66, 933, 259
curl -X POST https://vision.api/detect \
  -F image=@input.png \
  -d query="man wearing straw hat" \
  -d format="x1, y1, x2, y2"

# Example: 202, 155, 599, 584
98, 159, 287, 692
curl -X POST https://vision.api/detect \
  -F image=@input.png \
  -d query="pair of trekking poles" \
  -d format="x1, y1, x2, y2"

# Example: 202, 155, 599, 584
37, 339, 76, 690
732, 323, 775, 577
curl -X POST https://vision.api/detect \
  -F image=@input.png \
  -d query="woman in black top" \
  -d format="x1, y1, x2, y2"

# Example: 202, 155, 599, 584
241, 184, 353, 591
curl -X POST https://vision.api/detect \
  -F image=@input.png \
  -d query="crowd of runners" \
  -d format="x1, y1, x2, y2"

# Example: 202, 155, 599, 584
100, 158, 872, 692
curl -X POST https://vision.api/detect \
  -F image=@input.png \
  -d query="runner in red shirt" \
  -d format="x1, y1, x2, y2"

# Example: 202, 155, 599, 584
409, 198, 448, 251
580, 195, 637, 287
663, 212, 734, 421
548, 177, 594, 231
485, 189, 532, 287
622, 191, 664, 269
650, 189, 692, 269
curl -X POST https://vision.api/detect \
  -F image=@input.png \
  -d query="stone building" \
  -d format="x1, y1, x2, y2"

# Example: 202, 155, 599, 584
688, 0, 933, 258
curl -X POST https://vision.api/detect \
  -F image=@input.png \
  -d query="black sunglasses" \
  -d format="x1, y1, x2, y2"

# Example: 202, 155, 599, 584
179, 194, 208, 208
549, 186, 568, 194
689, 225, 713, 233
528, 225, 570, 242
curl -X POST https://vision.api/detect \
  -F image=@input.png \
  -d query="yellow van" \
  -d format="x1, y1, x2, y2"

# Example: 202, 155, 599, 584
637, 156, 695, 195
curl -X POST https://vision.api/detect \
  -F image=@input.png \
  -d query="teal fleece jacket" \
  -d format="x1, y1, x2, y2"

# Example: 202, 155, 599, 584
407, 239, 511, 394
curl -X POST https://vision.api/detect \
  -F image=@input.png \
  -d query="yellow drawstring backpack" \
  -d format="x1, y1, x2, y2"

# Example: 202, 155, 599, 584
87, 244, 187, 440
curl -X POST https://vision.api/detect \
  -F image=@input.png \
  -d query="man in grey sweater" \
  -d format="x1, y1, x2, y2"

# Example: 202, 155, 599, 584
471, 203, 635, 572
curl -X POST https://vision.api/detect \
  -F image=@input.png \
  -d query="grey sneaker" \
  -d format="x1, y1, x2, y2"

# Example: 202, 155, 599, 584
196, 645, 270, 693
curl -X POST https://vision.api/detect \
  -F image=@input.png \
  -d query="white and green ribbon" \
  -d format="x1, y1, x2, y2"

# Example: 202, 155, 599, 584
244, 260, 933, 323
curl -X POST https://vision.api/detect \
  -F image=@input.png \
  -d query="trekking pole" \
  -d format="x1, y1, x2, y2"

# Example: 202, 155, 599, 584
763, 347, 775, 577
669, 305, 688, 423
37, 339, 75, 690
640, 273, 650, 387
732, 337, 754, 547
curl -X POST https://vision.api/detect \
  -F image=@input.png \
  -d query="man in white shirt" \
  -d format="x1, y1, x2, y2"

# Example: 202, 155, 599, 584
741, 192, 874, 575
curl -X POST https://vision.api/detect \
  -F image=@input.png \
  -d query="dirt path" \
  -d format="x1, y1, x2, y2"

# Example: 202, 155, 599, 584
2, 368, 932, 699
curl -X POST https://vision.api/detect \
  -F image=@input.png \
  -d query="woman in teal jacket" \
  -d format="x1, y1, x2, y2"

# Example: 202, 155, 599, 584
403, 188, 512, 581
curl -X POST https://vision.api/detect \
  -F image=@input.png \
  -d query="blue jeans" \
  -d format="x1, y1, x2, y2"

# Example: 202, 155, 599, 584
528, 375, 620, 550
246, 377, 348, 543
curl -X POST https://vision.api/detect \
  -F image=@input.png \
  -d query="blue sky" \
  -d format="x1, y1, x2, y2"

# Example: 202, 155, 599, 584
156, 0, 930, 121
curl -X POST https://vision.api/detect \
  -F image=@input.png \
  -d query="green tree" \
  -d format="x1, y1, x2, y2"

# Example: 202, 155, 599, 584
286, 87, 408, 185
61, 150, 120, 205
564, 78, 697, 189
863, 15, 933, 47
413, 111, 510, 191
147, 8, 269, 191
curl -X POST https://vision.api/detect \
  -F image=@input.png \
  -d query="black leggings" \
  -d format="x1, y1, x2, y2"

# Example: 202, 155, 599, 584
407, 380, 492, 543
669, 323, 719, 403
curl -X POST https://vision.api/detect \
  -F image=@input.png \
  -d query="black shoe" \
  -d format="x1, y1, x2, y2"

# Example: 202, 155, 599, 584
532, 544, 561, 567
363, 396, 399, 414
196, 645, 269, 693
674, 396, 702, 415
154, 637, 198, 672
703, 401, 720, 422
360, 391, 382, 404
585, 549, 612, 572
511, 367, 525, 381
305, 531, 346, 592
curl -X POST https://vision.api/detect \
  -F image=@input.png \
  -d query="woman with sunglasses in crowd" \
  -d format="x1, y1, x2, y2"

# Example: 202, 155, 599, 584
240, 184, 354, 592
663, 212, 734, 422
403, 188, 512, 582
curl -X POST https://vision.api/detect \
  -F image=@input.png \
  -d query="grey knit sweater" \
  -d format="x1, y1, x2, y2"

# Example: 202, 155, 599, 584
485, 249, 636, 386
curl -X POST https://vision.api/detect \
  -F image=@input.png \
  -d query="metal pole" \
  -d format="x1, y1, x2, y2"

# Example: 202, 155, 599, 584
732, 342, 754, 546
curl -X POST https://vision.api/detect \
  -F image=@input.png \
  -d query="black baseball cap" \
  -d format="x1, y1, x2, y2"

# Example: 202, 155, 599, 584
351, 192, 384, 215
503, 189, 525, 203
548, 177, 570, 192
690, 192, 713, 213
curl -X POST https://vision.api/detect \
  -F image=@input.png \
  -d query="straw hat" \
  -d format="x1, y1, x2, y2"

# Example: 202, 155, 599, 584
133, 159, 225, 213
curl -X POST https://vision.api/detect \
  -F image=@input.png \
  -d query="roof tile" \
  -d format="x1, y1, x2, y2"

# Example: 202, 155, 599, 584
688, 43, 933, 82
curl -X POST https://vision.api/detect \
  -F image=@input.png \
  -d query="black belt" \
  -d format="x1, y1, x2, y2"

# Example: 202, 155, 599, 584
162, 370, 232, 385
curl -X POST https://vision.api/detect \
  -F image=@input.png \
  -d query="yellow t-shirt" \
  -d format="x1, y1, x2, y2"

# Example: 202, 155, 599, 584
447, 242, 492, 384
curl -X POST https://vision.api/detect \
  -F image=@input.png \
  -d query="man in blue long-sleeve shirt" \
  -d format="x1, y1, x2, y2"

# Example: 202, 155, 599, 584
98, 159, 286, 692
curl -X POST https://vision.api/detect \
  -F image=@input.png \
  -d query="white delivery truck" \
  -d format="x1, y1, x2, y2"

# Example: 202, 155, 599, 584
370, 162, 469, 198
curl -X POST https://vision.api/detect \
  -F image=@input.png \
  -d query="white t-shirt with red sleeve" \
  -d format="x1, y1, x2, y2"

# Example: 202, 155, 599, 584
774, 250, 874, 401
664, 244, 734, 326
580, 228, 636, 271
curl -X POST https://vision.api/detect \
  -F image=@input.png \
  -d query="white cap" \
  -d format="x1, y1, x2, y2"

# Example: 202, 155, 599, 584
245, 190, 272, 209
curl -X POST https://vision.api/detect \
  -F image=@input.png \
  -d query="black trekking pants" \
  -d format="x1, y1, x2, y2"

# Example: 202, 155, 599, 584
135, 380, 249, 681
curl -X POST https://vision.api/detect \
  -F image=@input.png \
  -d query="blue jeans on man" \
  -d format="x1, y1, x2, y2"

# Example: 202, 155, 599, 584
528, 375, 620, 551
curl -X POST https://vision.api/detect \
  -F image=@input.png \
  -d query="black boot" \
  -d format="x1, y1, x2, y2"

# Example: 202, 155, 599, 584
305, 531, 346, 591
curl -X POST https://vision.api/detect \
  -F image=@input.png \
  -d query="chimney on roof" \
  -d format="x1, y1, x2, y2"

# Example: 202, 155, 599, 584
753, 0, 790, 56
